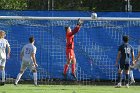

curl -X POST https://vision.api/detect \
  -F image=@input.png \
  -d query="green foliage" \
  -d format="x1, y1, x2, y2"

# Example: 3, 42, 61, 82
0, 0, 27, 10
0, 0, 139, 11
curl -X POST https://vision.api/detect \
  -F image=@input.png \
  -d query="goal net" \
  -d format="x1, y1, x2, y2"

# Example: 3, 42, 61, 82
1, 16, 140, 84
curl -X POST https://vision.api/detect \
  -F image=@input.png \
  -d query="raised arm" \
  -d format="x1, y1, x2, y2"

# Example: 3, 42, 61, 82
67, 19, 83, 36
69, 25, 80, 36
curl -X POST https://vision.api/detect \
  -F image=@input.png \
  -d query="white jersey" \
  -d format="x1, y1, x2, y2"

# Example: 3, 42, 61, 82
0, 38, 10, 59
21, 43, 36, 62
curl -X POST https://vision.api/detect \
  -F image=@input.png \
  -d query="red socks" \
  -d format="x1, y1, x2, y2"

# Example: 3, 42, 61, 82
63, 64, 76, 75
63, 64, 69, 74
72, 64, 76, 74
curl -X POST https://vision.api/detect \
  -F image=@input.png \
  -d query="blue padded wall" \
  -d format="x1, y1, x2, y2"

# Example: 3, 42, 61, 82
0, 11, 139, 80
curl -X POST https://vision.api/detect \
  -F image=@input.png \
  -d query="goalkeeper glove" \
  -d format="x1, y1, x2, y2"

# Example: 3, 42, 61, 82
77, 18, 83, 26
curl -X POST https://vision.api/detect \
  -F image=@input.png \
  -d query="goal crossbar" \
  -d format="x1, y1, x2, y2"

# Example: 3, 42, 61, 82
0, 16, 140, 21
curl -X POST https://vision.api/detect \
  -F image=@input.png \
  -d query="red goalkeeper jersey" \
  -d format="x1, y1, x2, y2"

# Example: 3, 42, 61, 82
66, 26, 80, 50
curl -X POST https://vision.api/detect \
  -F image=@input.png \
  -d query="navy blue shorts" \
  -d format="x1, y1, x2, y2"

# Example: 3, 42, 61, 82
118, 64, 130, 70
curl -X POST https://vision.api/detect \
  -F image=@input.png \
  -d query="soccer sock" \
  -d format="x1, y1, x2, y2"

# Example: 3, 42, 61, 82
125, 74, 129, 84
130, 70, 134, 81
63, 64, 69, 75
118, 73, 121, 83
15, 73, 23, 84
33, 72, 37, 85
1, 70, 5, 82
71, 63, 76, 74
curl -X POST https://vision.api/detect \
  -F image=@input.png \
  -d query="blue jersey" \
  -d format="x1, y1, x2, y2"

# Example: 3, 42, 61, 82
118, 43, 133, 64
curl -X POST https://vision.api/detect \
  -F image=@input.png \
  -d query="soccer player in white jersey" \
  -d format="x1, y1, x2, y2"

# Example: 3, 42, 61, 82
15, 36, 38, 86
0, 30, 10, 86
130, 42, 140, 84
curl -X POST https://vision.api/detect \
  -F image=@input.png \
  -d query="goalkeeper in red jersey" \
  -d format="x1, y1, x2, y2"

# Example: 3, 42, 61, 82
63, 19, 83, 80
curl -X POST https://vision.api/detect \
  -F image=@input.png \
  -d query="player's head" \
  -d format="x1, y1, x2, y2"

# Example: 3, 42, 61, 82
123, 35, 129, 43
29, 36, 35, 43
65, 26, 71, 32
0, 30, 6, 38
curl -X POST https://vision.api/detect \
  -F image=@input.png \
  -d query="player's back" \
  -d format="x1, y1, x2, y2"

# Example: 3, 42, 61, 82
66, 33, 74, 49
0, 38, 10, 59
22, 43, 36, 61
119, 43, 133, 64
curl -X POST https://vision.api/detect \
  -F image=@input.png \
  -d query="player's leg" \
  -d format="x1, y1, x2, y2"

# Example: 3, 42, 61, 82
32, 70, 37, 86
71, 58, 76, 75
117, 69, 123, 86
0, 59, 7, 85
129, 61, 140, 84
15, 62, 26, 85
71, 50, 77, 79
30, 63, 38, 86
71, 57, 77, 79
15, 70, 25, 85
115, 64, 123, 88
129, 68, 135, 84
63, 58, 71, 79
125, 64, 130, 88
63, 49, 71, 76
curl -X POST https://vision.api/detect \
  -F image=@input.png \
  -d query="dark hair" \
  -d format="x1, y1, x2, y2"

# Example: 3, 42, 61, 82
65, 26, 69, 32
123, 35, 129, 43
29, 36, 34, 43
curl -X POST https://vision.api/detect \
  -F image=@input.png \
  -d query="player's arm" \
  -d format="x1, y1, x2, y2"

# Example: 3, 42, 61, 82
6, 41, 11, 59
115, 51, 121, 66
131, 50, 135, 65
20, 52, 24, 60
135, 51, 140, 63
31, 53, 38, 67
67, 25, 80, 36
31, 47, 38, 67
7, 45, 11, 59
20, 47, 24, 59
134, 46, 140, 63
68, 19, 83, 36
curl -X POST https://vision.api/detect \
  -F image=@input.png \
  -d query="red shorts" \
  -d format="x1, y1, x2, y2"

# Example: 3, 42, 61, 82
66, 49, 75, 60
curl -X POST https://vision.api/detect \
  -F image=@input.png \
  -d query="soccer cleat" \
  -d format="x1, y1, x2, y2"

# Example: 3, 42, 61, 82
115, 82, 121, 88
14, 83, 17, 86
71, 73, 77, 80
126, 84, 129, 88
130, 79, 135, 84
34, 84, 39, 86
62, 73, 67, 80
0, 82, 5, 86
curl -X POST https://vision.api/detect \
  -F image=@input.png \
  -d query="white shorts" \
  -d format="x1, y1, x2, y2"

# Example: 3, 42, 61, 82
0, 59, 6, 67
21, 59, 36, 71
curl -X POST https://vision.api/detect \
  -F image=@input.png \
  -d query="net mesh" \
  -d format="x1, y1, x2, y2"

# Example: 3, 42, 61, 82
0, 17, 139, 84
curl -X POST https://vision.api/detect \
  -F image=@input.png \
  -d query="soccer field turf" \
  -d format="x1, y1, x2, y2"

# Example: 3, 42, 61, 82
0, 84, 140, 93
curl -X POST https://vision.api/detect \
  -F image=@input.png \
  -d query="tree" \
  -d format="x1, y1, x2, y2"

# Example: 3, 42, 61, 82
0, 0, 27, 10
27, 0, 48, 10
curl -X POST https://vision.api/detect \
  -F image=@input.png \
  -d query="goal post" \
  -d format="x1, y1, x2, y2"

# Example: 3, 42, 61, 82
0, 16, 140, 21
1, 15, 140, 84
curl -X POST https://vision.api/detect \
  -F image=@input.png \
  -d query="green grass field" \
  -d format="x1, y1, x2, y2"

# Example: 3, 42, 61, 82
0, 84, 140, 93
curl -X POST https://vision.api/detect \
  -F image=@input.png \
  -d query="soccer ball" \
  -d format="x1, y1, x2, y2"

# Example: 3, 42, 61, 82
91, 12, 97, 19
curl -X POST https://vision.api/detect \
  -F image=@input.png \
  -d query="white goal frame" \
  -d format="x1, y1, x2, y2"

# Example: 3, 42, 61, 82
0, 16, 140, 21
